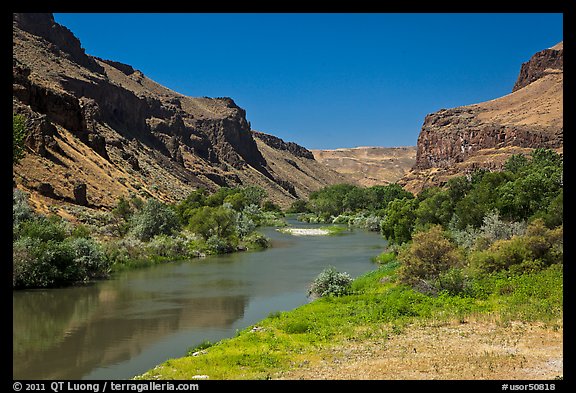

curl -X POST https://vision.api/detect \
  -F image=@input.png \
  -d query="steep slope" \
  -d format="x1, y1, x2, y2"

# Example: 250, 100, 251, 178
400, 42, 563, 193
12, 13, 344, 214
311, 146, 416, 187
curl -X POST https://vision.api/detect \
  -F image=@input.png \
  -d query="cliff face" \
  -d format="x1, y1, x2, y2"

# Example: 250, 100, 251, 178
12, 13, 343, 213
513, 42, 563, 92
402, 42, 563, 193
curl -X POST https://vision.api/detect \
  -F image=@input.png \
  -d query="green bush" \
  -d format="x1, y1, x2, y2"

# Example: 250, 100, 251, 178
129, 199, 180, 241
434, 268, 473, 296
13, 237, 59, 288
242, 232, 270, 250
380, 197, 418, 244
13, 236, 109, 289
397, 225, 463, 288
308, 266, 353, 298
262, 200, 282, 213
205, 235, 235, 255
468, 219, 562, 275
187, 205, 237, 241
16, 216, 69, 242
61, 237, 110, 280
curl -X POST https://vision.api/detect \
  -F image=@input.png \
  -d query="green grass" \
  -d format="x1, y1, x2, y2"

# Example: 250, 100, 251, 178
135, 262, 563, 380
319, 225, 348, 235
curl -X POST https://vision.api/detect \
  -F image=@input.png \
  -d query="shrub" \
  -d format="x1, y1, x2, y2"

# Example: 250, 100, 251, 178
435, 268, 473, 296
308, 266, 353, 298
129, 199, 180, 241
332, 214, 351, 225
103, 236, 148, 265
468, 219, 562, 275
262, 200, 282, 213
451, 210, 527, 252
13, 188, 34, 228
13, 236, 109, 289
205, 235, 235, 255
349, 213, 381, 231
187, 205, 237, 241
242, 232, 270, 250
61, 237, 110, 281
380, 197, 418, 244
397, 225, 463, 288
478, 210, 527, 245
145, 234, 189, 258
13, 237, 58, 288
235, 212, 256, 238
16, 216, 69, 242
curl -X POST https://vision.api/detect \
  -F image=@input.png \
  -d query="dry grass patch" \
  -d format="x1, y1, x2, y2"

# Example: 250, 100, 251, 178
276, 318, 562, 380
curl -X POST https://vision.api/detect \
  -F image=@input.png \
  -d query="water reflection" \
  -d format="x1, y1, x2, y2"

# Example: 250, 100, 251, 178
13, 282, 248, 379
13, 221, 387, 380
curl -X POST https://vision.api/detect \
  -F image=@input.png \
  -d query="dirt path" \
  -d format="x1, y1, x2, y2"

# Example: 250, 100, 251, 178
275, 319, 563, 380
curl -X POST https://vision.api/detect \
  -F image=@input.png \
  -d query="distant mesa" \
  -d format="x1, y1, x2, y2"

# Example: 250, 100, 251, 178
312, 146, 417, 187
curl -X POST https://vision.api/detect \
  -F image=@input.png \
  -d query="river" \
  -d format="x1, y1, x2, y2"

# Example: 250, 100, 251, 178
13, 219, 387, 380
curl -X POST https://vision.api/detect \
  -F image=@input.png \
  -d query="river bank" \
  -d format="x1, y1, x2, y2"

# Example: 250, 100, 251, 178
135, 262, 563, 380
13, 220, 386, 380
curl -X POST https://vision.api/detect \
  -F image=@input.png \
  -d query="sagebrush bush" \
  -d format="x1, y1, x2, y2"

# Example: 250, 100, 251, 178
235, 211, 256, 238
13, 236, 109, 288
13, 237, 58, 288
129, 199, 180, 241
61, 237, 110, 280
145, 234, 189, 258
308, 266, 352, 298
468, 219, 562, 275
451, 210, 527, 252
13, 188, 34, 228
102, 236, 147, 265
205, 235, 235, 255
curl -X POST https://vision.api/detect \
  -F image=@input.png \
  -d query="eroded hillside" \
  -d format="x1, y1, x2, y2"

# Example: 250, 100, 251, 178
12, 13, 346, 215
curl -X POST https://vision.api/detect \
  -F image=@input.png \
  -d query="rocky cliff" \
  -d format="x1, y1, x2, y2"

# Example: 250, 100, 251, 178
12, 13, 345, 214
401, 42, 563, 193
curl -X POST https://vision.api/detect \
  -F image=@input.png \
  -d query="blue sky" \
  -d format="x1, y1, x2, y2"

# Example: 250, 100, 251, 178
53, 13, 563, 150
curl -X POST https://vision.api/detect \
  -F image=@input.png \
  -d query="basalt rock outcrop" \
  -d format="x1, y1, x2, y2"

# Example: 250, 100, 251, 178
12, 13, 345, 213
513, 42, 563, 92
401, 41, 563, 193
